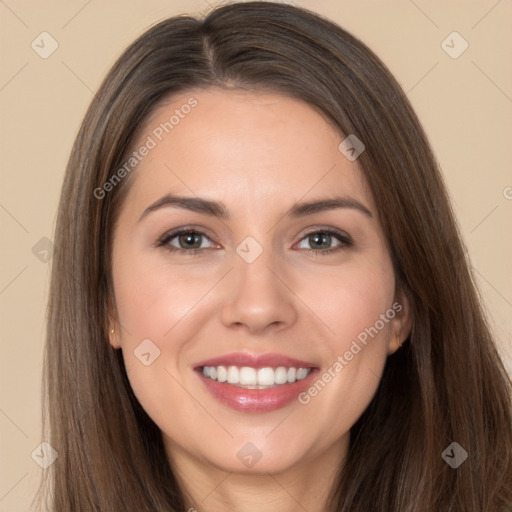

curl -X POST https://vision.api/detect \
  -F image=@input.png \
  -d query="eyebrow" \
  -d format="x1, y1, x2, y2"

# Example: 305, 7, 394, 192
138, 193, 373, 222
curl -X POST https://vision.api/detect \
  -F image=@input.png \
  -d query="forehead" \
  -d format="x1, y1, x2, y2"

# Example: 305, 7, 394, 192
121, 88, 374, 219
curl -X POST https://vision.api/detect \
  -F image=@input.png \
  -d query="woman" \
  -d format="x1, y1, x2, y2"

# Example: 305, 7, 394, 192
36, 1, 512, 510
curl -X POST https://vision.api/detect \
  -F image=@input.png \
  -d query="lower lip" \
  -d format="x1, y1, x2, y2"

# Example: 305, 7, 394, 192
196, 369, 318, 413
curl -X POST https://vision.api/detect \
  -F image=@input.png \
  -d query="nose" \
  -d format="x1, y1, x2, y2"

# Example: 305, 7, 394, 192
220, 247, 298, 335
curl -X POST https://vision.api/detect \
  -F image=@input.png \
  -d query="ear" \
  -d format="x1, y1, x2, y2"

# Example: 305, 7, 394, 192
387, 286, 413, 355
107, 294, 122, 349
108, 323, 121, 350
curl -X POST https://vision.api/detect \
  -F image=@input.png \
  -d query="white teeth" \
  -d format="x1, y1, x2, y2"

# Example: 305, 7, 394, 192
227, 366, 239, 384
257, 367, 275, 386
296, 368, 309, 380
216, 365, 227, 383
274, 367, 288, 385
239, 367, 257, 385
201, 365, 313, 388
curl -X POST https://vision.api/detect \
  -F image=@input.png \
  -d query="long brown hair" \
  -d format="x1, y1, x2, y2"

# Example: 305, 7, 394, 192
36, 2, 512, 510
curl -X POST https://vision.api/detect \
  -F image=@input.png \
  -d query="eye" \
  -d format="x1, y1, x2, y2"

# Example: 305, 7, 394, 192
295, 228, 352, 255
157, 228, 217, 254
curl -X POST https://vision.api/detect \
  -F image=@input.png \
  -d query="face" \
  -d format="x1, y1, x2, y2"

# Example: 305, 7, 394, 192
108, 88, 411, 476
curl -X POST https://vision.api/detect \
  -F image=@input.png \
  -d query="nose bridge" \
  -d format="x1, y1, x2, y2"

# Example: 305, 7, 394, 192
235, 238, 279, 290
220, 235, 297, 333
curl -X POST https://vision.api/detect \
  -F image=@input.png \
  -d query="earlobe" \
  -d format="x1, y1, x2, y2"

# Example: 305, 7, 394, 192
107, 294, 122, 349
387, 287, 413, 355
108, 326, 121, 349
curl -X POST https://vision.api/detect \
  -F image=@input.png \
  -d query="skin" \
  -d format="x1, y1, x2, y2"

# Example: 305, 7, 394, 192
108, 88, 412, 512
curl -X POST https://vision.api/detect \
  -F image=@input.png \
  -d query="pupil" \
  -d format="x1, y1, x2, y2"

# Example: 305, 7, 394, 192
180, 233, 200, 249
311, 233, 330, 249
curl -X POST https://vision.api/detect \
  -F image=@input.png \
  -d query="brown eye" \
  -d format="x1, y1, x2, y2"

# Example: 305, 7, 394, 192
175, 232, 203, 249
296, 229, 352, 254
158, 229, 216, 254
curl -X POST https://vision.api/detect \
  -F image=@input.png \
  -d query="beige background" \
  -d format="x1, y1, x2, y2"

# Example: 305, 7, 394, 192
1, 0, 511, 509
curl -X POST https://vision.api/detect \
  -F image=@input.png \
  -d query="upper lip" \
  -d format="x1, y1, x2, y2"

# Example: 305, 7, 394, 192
194, 352, 318, 370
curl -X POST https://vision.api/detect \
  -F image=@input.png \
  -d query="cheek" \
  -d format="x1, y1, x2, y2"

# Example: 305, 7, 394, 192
304, 255, 395, 351
294, 260, 396, 432
112, 264, 197, 425
111, 250, 221, 417
112, 254, 214, 340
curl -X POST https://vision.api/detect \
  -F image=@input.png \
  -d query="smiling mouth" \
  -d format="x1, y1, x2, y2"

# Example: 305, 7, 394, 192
200, 365, 313, 389
193, 352, 319, 411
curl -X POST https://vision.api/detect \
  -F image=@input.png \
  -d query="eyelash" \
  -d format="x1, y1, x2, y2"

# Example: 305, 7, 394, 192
156, 226, 353, 256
